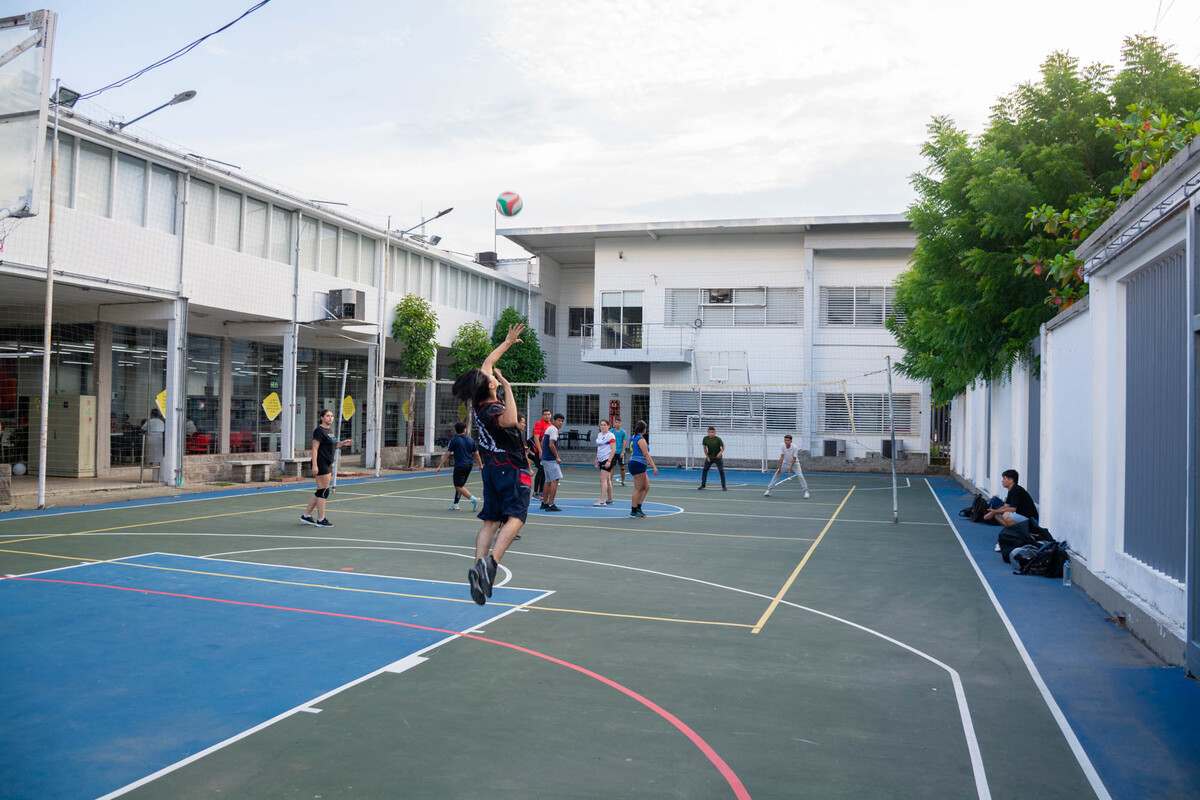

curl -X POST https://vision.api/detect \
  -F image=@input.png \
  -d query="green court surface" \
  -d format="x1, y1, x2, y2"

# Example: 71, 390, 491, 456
1, 468, 1099, 799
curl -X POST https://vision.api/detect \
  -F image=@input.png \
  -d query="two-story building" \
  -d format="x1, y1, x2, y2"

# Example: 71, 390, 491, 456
500, 216, 929, 467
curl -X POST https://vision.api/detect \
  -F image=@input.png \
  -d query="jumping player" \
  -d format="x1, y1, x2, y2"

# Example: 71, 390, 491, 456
300, 408, 352, 527
628, 420, 658, 518
438, 421, 482, 511
451, 324, 532, 605
764, 433, 810, 498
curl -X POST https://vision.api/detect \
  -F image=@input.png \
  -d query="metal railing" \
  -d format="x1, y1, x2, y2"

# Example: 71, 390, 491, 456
579, 322, 692, 356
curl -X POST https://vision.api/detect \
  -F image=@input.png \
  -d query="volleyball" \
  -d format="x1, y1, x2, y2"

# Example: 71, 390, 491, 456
496, 191, 523, 217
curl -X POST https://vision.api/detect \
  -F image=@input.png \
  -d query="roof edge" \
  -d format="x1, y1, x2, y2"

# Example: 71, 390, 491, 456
498, 213, 909, 238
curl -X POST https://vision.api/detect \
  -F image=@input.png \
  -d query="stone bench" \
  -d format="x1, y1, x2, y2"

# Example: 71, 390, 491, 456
228, 460, 274, 483
279, 457, 310, 478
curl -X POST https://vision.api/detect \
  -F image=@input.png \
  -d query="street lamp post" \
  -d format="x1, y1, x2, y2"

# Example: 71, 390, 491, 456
111, 90, 196, 130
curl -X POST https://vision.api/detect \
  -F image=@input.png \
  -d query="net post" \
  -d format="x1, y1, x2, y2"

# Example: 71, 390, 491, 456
886, 355, 898, 524
332, 359, 348, 489
35, 78, 61, 508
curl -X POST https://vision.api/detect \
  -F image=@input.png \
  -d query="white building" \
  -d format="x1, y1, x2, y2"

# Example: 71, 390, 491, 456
501, 216, 930, 466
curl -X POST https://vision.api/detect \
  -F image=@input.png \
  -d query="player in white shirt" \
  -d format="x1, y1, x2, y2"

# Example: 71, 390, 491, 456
593, 419, 617, 506
764, 434, 810, 498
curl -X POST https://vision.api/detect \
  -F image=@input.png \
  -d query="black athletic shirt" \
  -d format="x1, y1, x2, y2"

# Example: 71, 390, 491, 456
1005, 485, 1038, 520
472, 401, 528, 469
312, 426, 337, 466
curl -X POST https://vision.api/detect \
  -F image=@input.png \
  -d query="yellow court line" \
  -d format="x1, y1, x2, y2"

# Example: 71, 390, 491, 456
0, 532, 72, 546
0, 547, 748, 629
331, 507, 815, 543
750, 485, 856, 635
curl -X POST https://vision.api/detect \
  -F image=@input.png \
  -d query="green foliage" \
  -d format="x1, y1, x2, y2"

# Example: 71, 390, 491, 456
893, 35, 1200, 404
390, 295, 438, 378
490, 306, 546, 404
448, 321, 493, 378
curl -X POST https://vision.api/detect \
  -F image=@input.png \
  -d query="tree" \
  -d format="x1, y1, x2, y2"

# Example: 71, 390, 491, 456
892, 36, 1200, 404
391, 295, 438, 467
448, 320, 493, 430
491, 306, 546, 408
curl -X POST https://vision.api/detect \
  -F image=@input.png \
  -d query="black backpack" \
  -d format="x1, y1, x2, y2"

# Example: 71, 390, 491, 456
1011, 539, 1068, 578
998, 523, 1039, 563
959, 493, 990, 523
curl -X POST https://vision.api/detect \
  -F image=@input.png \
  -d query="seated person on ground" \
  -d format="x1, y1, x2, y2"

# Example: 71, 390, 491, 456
983, 468, 1039, 529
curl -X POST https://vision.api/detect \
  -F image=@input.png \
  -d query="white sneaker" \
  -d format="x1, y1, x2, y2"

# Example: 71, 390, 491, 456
763, 490, 771, 498
803, 491, 811, 499
448, 503, 460, 511
470, 496, 478, 512
994, 543, 1001, 552
593, 500, 606, 507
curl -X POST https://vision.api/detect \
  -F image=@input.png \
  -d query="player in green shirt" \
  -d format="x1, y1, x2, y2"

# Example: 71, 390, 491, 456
698, 426, 727, 490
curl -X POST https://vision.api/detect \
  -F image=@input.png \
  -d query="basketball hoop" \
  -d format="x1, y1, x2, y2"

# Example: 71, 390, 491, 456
0, 216, 22, 254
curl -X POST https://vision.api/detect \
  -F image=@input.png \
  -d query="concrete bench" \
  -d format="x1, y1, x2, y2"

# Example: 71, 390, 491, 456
279, 457, 310, 478
228, 460, 274, 483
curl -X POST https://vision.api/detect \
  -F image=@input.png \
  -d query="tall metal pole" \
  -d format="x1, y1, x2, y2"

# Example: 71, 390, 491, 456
375, 219, 390, 477
36, 79, 60, 509
331, 359, 349, 489
886, 355, 898, 524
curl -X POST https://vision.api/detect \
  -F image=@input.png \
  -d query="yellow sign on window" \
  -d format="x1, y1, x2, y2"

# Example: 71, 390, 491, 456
342, 395, 356, 420
261, 391, 283, 421
155, 389, 167, 418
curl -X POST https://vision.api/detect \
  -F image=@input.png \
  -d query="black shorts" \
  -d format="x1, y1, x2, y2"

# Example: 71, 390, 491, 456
628, 461, 647, 476
316, 460, 333, 477
479, 462, 532, 524
597, 459, 614, 472
614, 453, 624, 467
452, 465, 472, 488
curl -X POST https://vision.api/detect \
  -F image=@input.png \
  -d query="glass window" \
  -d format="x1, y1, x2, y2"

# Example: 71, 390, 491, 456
185, 334, 221, 454
707, 288, 733, 304
568, 307, 593, 336
566, 394, 600, 426
110, 326, 168, 466
115, 153, 146, 226
244, 197, 268, 258
76, 139, 112, 217
187, 179, 215, 242
216, 188, 242, 251
147, 165, 176, 234
437, 262, 449, 304
270, 206, 292, 264
543, 302, 557, 336
340, 229, 358, 280
230, 340, 284, 453
299, 215, 318, 271
359, 237, 376, 286
319, 222, 338, 275
421, 258, 434, 299
40, 131, 75, 210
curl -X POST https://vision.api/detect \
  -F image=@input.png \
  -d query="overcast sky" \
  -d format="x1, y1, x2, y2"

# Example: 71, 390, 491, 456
40, 0, 1200, 257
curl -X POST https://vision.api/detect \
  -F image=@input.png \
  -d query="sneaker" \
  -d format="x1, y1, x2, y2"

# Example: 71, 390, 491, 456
316, 518, 334, 528
485, 556, 498, 597
470, 496, 478, 512
697, 485, 706, 490
993, 543, 1001, 553
593, 500, 607, 507
633, 508, 647, 518
617, 479, 625, 486
299, 514, 316, 526
721, 487, 728, 491
539, 503, 549, 511
604, 500, 613, 505
630, 508, 639, 518
468, 566, 486, 605
448, 503, 461, 511
547, 504, 563, 512
803, 491, 811, 499
763, 490, 772, 498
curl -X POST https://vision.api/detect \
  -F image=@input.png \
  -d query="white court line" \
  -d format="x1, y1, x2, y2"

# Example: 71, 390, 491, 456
2, 551, 160, 580
110, 535, 990, 799
297, 707, 321, 714
383, 653, 428, 674
202, 547, 514, 589
925, 479, 1109, 800
97, 585, 554, 800
677, 509, 945, 527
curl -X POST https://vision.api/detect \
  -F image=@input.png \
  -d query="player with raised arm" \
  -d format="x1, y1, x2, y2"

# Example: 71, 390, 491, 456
764, 433, 810, 499
451, 324, 532, 605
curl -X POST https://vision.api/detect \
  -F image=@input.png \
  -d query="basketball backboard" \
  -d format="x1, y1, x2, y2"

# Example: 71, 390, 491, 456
0, 10, 56, 220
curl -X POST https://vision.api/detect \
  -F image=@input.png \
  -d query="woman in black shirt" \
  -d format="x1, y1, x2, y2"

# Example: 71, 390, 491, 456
300, 408, 352, 528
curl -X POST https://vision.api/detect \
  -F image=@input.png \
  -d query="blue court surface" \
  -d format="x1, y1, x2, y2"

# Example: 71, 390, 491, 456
0, 553, 550, 800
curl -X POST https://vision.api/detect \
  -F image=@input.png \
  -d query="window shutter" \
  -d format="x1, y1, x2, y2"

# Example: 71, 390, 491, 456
765, 287, 803, 325
821, 287, 855, 326
666, 289, 699, 326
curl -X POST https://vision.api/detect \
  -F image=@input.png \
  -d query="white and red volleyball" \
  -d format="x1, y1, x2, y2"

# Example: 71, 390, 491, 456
496, 191, 523, 217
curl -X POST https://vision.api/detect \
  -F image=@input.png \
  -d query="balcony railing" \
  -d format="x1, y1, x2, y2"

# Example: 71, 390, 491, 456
579, 322, 693, 364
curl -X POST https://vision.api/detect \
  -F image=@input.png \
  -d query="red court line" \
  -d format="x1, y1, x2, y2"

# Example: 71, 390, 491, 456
7, 575, 752, 800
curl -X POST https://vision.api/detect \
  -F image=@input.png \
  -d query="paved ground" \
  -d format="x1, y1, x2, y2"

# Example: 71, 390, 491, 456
0, 467, 1182, 799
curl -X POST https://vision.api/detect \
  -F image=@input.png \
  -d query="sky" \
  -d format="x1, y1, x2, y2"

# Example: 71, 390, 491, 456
26, 0, 1200, 257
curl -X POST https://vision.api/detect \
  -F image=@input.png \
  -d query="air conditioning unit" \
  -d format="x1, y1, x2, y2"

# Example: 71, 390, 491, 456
476, 251, 498, 268
823, 439, 846, 457
328, 289, 366, 321
882, 438, 905, 459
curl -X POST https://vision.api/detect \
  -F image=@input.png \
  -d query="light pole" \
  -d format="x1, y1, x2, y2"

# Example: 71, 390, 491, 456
394, 207, 453, 239
111, 90, 196, 130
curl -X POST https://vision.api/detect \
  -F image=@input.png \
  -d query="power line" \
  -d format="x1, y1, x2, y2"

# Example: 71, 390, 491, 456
78, 0, 273, 101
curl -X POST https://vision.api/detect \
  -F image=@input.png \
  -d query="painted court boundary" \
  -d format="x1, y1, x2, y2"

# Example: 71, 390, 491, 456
925, 479, 1111, 800
8, 574, 749, 800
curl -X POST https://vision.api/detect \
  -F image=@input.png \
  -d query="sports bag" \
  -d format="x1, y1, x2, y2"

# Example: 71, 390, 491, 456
998, 523, 1038, 563
1011, 539, 1068, 578
959, 493, 990, 523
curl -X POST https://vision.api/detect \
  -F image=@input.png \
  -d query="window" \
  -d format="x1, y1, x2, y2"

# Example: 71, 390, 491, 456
270, 206, 292, 264
665, 390, 800, 432
76, 139, 112, 217
299, 216, 318, 271
541, 393, 556, 416
600, 290, 642, 348
885, 286, 906, 325
819, 392, 918, 435
216, 188, 242, 251
244, 197, 268, 258
568, 306, 593, 337
667, 287, 802, 327
319, 222, 338, 275
188, 179, 215, 242
543, 302, 557, 336
566, 394, 600, 426
631, 394, 650, 428
185, 334, 222, 454
820, 286, 904, 328
438, 262, 450, 304
147, 165, 176, 234
340, 230, 359, 280
115, 153, 146, 226
359, 237, 377, 285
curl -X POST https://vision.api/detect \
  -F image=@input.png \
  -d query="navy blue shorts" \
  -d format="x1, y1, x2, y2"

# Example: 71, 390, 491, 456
479, 462, 532, 524
628, 461, 647, 476
452, 465, 472, 488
